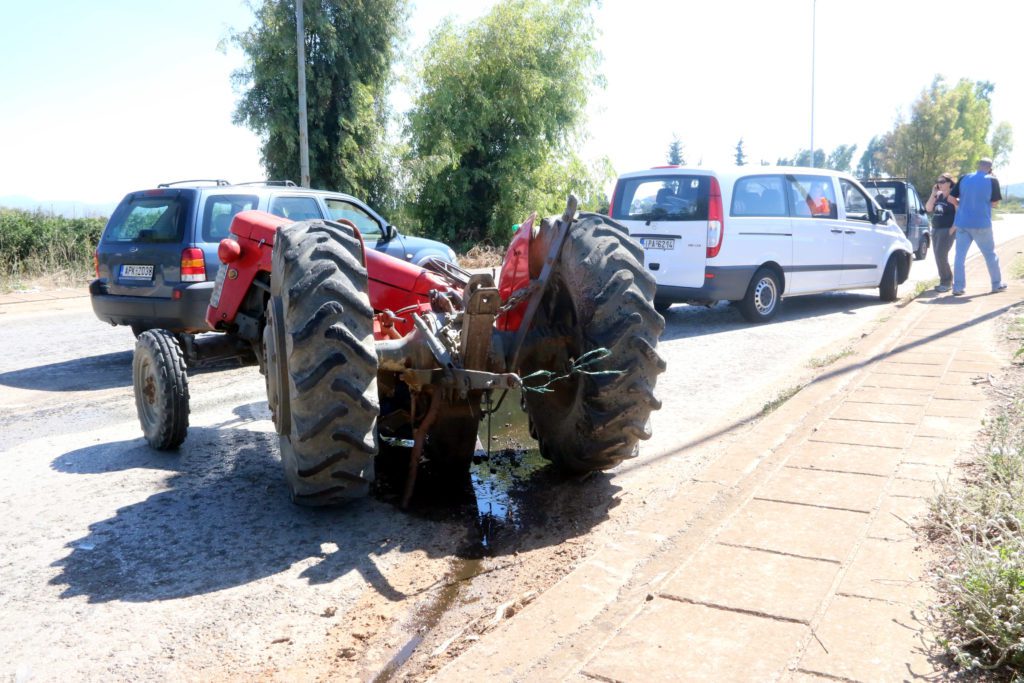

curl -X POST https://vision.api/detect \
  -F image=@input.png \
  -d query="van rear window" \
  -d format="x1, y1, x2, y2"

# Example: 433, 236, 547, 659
612, 175, 710, 222
105, 196, 188, 243
202, 194, 259, 241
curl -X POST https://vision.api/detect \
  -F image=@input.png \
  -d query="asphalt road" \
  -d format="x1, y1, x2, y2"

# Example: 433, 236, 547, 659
1, 215, 1021, 680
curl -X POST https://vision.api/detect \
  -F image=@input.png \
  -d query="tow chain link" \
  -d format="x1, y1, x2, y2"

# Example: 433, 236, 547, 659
519, 348, 623, 394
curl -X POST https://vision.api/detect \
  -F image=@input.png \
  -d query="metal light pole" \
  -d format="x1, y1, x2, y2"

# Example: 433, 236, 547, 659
296, 0, 310, 187
809, 0, 816, 167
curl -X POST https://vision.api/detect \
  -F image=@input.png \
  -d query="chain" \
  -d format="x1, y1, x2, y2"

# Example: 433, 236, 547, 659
520, 348, 624, 394
496, 283, 538, 315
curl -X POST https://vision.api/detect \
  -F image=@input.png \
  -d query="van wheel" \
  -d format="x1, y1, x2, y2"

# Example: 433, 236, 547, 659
879, 256, 899, 301
738, 268, 781, 323
654, 299, 673, 314
914, 234, 929, 261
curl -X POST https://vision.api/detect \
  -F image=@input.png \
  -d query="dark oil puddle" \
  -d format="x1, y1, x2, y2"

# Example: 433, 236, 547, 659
371, 393, 547, 681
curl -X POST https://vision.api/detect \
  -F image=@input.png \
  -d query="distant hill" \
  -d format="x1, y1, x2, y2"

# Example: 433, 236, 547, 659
1005, 183, 1024, 199
0, 195, 116, 219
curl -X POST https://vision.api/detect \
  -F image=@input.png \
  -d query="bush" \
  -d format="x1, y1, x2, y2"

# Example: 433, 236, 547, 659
0, 208, 106, 285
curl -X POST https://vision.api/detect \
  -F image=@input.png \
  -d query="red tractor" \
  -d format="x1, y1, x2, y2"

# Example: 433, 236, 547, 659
132, 196, 665, 506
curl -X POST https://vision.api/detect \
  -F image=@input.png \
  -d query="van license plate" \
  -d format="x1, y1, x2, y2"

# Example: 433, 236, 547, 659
209, 266, 227, 308
641, 238, 675, 251
121, 264, 154, 280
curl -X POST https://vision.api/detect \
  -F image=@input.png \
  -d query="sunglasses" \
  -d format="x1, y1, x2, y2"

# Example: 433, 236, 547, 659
936, 179, 949, 184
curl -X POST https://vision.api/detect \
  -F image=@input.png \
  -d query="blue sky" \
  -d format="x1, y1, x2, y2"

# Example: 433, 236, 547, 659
1, 0, 1021, 207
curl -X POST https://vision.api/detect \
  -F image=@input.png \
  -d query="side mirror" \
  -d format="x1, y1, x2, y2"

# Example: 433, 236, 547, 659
383, 225, 397, 240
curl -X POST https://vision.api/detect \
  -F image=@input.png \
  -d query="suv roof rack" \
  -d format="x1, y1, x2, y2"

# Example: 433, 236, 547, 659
234, 180, 298, 187
157, 179, 231, 188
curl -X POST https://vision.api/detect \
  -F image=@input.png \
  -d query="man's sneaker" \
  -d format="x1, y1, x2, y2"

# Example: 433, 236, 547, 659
952, 290, 965, 296
935, 284, 951, 293
993, 283, 1008, 292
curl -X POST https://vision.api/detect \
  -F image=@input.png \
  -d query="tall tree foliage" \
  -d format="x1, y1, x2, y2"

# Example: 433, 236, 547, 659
886, 77, 1014, 191
407, 0, 607, 245
231, 0, 405, 207
856, 135, 889, 178
734, 138, 746, 166
667, 136, 685, 165
775, 145, 856, 171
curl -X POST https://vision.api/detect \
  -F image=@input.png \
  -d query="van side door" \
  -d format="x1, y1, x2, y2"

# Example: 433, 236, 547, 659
838, 178, 885, 286
786, 174, 843, 294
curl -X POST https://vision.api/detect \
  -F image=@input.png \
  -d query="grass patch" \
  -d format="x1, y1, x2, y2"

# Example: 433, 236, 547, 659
1010, 254, 1024, 281
458, 243, 504, 269
0, 208, 104, 291
807, 346, 854, 369
760, 384, 804, 416
928, 329, 1024, 674
900, 277, 940, 306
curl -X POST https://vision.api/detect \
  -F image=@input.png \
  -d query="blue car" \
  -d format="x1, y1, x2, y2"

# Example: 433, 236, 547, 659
90, 180, 458, 335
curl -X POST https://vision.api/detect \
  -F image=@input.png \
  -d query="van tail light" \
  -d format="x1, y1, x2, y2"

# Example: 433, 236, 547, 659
706, 176, 724, 258
93, 249, 99, 278
607, 185, 617, 218
181, 248, 207, 282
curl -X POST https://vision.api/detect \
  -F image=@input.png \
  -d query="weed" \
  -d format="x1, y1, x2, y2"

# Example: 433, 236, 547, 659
760, 384, 803, 416
459, 243, 504, 269
929, 373, 1024, 674
807, 346, 854, 369
0, 208, 104, 289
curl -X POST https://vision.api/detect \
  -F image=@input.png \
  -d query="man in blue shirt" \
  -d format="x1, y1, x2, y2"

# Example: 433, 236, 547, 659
950, 158, 1005, 295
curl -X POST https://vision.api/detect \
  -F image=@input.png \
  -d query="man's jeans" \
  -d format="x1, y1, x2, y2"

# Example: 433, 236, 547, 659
953, 227, 1002, 292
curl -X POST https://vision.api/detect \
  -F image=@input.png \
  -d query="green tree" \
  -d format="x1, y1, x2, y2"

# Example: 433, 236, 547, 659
667, 136, 685, 165
407, 0, 605, 246
886, 76, 1014, 190
826, 144, 857, 173
231, 0, 406, 207
734, 138, 746, 166
856, 135, 889, 178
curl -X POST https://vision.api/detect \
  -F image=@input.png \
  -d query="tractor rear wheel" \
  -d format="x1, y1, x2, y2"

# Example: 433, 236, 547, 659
519, 213, 665, 473
268, 219, 379, 505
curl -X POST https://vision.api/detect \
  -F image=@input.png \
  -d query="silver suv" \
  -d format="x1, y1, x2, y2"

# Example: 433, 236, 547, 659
90, 180, 457, 335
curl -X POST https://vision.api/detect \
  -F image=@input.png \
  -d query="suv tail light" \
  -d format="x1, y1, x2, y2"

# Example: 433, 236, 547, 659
706, 176, 724, 258
181, 248, 206, 282
93, 249, 99, 278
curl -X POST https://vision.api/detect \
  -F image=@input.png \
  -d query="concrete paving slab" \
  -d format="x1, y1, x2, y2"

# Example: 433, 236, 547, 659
916, 415, 983, 440
881, 351, 947, 365
868, 495, 931, 542
785, 443, 902, 477
859, 373, 940, 390
890, 478, 942, 499
583, 599, 806, 683
661, 544, 839, 623
875, 362, 945, 377
895, 462, 950, 482
924, 398, 985, 419
932, 384, 989, 401
942, 371, 994, 386
845, 387, 932, 406
798, 595, 942, 681
809, 419, 912, 449
756, 467, 885, 513
831, 402, 925, 424
838, 538, 930, 604
716, 499, 869, 562
902, 436, 966, 466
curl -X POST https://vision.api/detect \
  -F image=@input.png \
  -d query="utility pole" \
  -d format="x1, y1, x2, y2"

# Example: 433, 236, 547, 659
809, 0, 816, 168
296, 0, 310, 187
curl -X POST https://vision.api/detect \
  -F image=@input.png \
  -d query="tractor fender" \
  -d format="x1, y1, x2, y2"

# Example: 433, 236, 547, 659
497, 212, 537, 332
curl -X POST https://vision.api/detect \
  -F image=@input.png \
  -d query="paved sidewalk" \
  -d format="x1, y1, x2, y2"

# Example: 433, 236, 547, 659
435, 238, 1024, 682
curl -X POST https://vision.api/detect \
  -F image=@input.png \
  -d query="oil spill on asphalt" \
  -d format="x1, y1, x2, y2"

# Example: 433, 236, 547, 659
371, 394, 546, 681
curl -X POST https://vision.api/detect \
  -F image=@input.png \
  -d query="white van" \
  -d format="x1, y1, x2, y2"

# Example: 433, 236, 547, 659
609, 166, 914, 322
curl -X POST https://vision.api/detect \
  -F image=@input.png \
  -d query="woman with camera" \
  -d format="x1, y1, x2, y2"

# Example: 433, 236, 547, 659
925, 172, 958, 293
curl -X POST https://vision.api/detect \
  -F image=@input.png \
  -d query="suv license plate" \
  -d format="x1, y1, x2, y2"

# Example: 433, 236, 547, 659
209, 266, 228, 309
641, 238, 675, 251
121, 264, 154, 280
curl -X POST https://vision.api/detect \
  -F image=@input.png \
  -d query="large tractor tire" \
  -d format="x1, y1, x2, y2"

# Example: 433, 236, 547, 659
133, 329, 190, 450
519, 212, 666, 473
266, 219, 379, 505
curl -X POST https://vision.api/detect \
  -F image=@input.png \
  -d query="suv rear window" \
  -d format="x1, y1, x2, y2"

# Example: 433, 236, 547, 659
612, 175, 710, 222
104, 195, 189, 243
202, 194, 259, 241
862, 182, 906, 213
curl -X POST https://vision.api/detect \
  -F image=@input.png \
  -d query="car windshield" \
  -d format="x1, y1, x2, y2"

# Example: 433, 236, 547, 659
104, 195, 188, 243
612, 175, 710, 222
